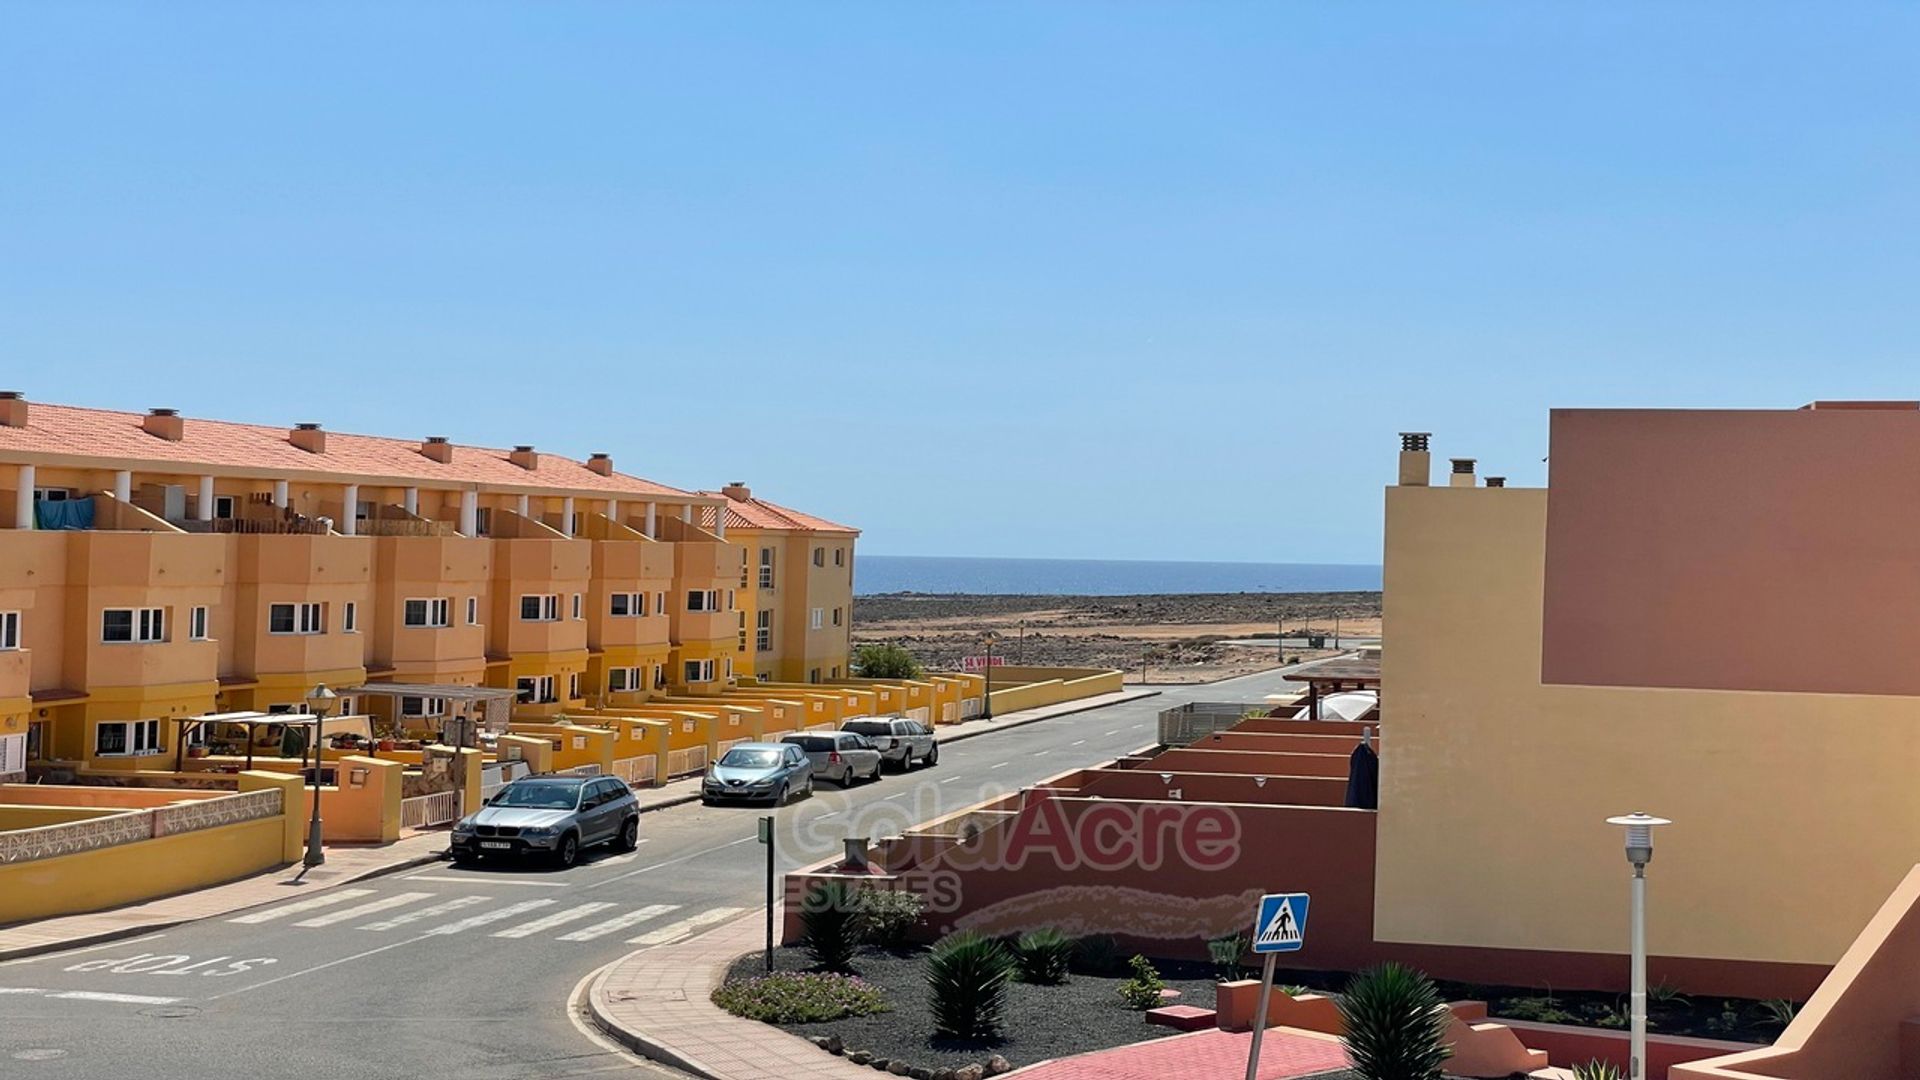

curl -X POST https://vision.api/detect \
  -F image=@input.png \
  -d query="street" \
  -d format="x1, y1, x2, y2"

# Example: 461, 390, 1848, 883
0, 668, 1304, 1079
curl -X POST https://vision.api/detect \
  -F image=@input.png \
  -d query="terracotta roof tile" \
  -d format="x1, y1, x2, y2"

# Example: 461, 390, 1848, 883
0, 402, 693, 498
697, 491, 859, 535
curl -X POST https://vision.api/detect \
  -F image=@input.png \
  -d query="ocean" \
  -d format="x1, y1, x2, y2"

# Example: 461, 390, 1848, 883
853, 555, 1382, 596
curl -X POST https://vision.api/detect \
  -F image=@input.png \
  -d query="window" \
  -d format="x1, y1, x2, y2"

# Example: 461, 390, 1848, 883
810, 607, 824, 631
33, 487, 72, 503
654, 592, 666, 616
103, 607, 165, 643
342, 602, 358, 633
683, 659, 714, 684
213, 495, 237, 520
95, 719, 160, 758
466, 597, 479, 625
269, 603, 325, 635
724, 656, 733, 679
399, 695, 447, 718
0, 611, 18, 650
686, 589, 720, 612
189, 606, 209, 641
520, 594, 559, 621
834, 548, 845, 568
474, 507, 492, 536
812, 547, 825, 568
726, 589, 736, 611
572, 593, 583, 620
516, 675, 557, 704
831, 607, 842, 627
758, 548, 775, 589
610, 592, 645, 617
831, 665, 840, 679
567, 672, 580, 700
809, 668, 822, 684
756, 610, 772, 652
403, 598, 450, 628
652, 664, 667, 690
607, 666, 641, 693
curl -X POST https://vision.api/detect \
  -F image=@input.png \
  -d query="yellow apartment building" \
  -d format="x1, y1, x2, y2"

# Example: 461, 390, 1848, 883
700, 482, 858, 684
0, 393, 855, 778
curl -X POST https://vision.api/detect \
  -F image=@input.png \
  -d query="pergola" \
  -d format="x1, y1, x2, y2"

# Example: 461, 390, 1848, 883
171, 710, 374, 772
343, 684, 519, 748
1282, 655, 1382, 721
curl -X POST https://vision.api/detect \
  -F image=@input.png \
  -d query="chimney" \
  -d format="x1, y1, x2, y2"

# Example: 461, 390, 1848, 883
1449, 458, 1477, 488
509, 445, 539, 471
289, 422, 326, 454
0, 391, 27, 429
721, 481, 751, 501
1397, 432, 1431, 487
421, 436, 454, 464
143, 407, 184, 442
1485, 476, 1506, 488
586, 453, 614, 476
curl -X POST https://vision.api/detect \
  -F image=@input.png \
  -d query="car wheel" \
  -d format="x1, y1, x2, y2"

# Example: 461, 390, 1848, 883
552, 832, 580, 869
617, 816, 639, 852
867, 762, 882, 783
840, 766, 854, 787
925, 744, 939, 767
774, 783, 789, 806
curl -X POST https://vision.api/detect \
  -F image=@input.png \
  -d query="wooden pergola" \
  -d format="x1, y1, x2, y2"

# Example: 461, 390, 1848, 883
342, 684, 518, 749
1283, 655, 1382, 721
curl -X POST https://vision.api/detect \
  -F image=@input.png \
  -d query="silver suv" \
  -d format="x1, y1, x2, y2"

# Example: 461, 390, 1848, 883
452, 774, 638, 869
841, 716, 938, 771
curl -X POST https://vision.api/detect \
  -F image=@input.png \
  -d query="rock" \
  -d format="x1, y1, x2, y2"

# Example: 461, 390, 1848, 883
848, 1051, 872, 1065
826, 1035, 845, 1055
910, 1069, 933, 1080
870, 1059, 890, 1072
886, 1062, 910, 1077
953, 1065, 984, 1080
933, 1070, 956, 1080
812, 1037, 833, 1050
985, 1055, 1013, 1076
1157, 987, 1182, 1001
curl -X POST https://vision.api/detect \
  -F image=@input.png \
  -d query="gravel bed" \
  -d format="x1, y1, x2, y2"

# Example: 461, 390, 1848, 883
723, 944, 1222, 1072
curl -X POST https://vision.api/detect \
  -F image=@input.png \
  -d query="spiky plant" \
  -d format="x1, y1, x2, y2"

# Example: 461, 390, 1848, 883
1012, 928, 1075, 985
1571, 1060, 1626, 1080
925, 931, 1014, 1039
799, 881, 863, 972
1336, 963, 1452, 1080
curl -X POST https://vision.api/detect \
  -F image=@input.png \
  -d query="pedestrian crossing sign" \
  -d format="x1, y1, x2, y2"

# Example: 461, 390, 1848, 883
1251, 892, 1309, 953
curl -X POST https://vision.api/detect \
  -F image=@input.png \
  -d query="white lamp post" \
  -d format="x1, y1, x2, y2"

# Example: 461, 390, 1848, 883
1606, 812, 1671, 1080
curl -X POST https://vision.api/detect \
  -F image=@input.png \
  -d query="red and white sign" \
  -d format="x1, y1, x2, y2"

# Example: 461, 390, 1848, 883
960, 655, 1007, 672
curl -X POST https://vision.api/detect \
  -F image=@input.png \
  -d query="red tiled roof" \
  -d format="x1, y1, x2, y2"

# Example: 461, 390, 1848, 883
696, 490, 859, 535
0, 402, 693, 498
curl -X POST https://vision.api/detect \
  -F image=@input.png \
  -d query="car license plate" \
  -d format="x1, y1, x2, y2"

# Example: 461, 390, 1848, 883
480, 841, 511, 850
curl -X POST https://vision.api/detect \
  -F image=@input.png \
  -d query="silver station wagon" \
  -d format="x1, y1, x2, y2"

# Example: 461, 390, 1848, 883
780, 731, 884, 787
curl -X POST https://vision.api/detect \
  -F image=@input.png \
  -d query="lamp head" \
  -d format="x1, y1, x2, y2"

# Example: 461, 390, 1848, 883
1606, 811, 1671, 866
304, 683, 339, 718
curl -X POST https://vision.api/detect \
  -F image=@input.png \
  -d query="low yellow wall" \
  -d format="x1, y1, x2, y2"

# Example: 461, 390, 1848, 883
494, 734, 554, 773
324, 755, 403, 843
985, 668, 1124, 713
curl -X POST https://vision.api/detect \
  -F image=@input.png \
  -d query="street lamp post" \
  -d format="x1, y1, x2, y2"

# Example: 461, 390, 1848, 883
302, 683, 338, 870
1606, 812, 1671, 1080
981, 631, 998, 721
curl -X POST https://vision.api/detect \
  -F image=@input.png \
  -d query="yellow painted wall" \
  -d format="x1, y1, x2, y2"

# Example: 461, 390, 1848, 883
1377, 484, 1920, 967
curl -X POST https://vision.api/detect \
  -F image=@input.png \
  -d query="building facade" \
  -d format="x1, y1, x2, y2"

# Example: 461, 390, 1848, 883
0, 394, 855, 778
701, 482, 858, 684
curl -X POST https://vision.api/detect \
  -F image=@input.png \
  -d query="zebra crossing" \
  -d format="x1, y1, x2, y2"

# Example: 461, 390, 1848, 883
227, 887, 739, 946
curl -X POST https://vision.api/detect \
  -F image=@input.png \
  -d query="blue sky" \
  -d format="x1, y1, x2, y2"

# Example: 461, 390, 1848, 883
5, 4, 1917, 563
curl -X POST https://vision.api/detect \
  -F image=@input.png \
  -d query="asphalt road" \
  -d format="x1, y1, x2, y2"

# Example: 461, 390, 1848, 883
0, 667, 1307, 1079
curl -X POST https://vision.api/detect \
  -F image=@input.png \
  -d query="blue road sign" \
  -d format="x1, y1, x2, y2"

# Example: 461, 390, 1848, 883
1251, 892, 1310, 953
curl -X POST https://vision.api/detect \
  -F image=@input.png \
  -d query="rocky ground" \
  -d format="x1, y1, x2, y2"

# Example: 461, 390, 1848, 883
854, 591, 1383, 683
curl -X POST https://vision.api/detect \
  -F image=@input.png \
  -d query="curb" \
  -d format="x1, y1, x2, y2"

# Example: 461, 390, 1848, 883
936, 689, 1161, 745
585, 953, 728, 1079
635, 791, 703, 813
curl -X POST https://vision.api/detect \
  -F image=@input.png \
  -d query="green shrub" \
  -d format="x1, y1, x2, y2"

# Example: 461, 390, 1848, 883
712, 972, 890, 1023
1647, 980, 1689, 1007
1570, 1061, 1625, 1080
1337, 963, 1452, 1080
1011, 928, 1074, 985
1761, 998, 1798, 1027
800, 881, 863, 972
856, 888, 926, 948
926, 931, 1015, 1039
1498, 995, 1575, 1025
854, 643, 923, 679
1207, 933, 1249, 982
1116, 954, 1166, 1010
1072, 934, 1124, 976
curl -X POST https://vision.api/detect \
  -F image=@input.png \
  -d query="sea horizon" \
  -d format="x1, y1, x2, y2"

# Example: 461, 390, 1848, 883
854, 554, 1382, 597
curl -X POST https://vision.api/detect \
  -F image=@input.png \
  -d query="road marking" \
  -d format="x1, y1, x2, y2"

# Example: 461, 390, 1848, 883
1104, 730, 1119, 736
581, 836, 757, 893
358, 895, 491, 931
938, 776, 961, 784
0, 987, 47, 994
491, 902, 618, 939
424, 899, 556, 935
48, 991, 181, 1005
557, 904, 681, 942
1070, 740, 1086, 746
627, 907, 744, 945
228, 888, 374, 924
404, 875, 569, 887
294, 892, 436, 928
884, 792, 907, 801
989, 762, 1009, 769
205, 934, 431, 1000
1, 934, 167, 967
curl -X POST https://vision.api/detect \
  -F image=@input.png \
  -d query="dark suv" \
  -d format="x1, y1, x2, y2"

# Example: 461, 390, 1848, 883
840, 716, 937, 771
451, 774, 638, 869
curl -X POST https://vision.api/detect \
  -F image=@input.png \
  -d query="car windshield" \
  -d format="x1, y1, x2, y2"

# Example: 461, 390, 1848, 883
720, 748, 785, 768
490, 781, 581, 809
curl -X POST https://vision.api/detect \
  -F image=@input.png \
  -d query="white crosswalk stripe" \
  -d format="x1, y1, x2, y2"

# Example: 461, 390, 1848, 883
424, 898, 555, 935
228, 888, 374, 924
556, 904, 681, 942
491, 902, 617, 939
627, 906, 744, 945
358, 895, 491, 931
295, 892, 436, 928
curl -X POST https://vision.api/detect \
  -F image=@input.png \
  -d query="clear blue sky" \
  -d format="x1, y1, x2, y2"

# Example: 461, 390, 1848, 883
6, 4, 1917, 563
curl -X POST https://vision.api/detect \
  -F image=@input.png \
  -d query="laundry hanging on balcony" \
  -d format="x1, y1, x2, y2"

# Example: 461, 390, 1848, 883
34, 499, 95, 530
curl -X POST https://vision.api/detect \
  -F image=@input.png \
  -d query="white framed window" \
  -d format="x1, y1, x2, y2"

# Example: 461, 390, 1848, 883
834, 548, 845, 568
33, 487, 72, 503
404, 597, 450, 628
683, 659, 714, 683
95, 718, 160, 758
269, 602, 325, 635
0, 611, 19, 650
607, 666, 641, 693
189, 606, 209, 641
567, 672, 580, 700
213, 494, 237, 520
466, 597, 479, 625
831, 607, 843, 627
810, 607, 824, 631
343, 602, 358, 633
652, 664, 667, 690
103, 607, 166, 644
812, 547, 825, 568
572, 593, 583, 620
756, 610, 772, 652
610, 592, 645, 617
520, 594, 559, 621
686, 589, 721, 612
516, 675, 557, 704
399, 695, 447, 718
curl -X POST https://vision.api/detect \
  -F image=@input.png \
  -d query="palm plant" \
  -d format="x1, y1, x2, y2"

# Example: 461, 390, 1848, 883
1012, 928, 1074, 985
799, 882, 863, 972
1336, 963, 1452, 1080
926, 931, 1014, 1039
